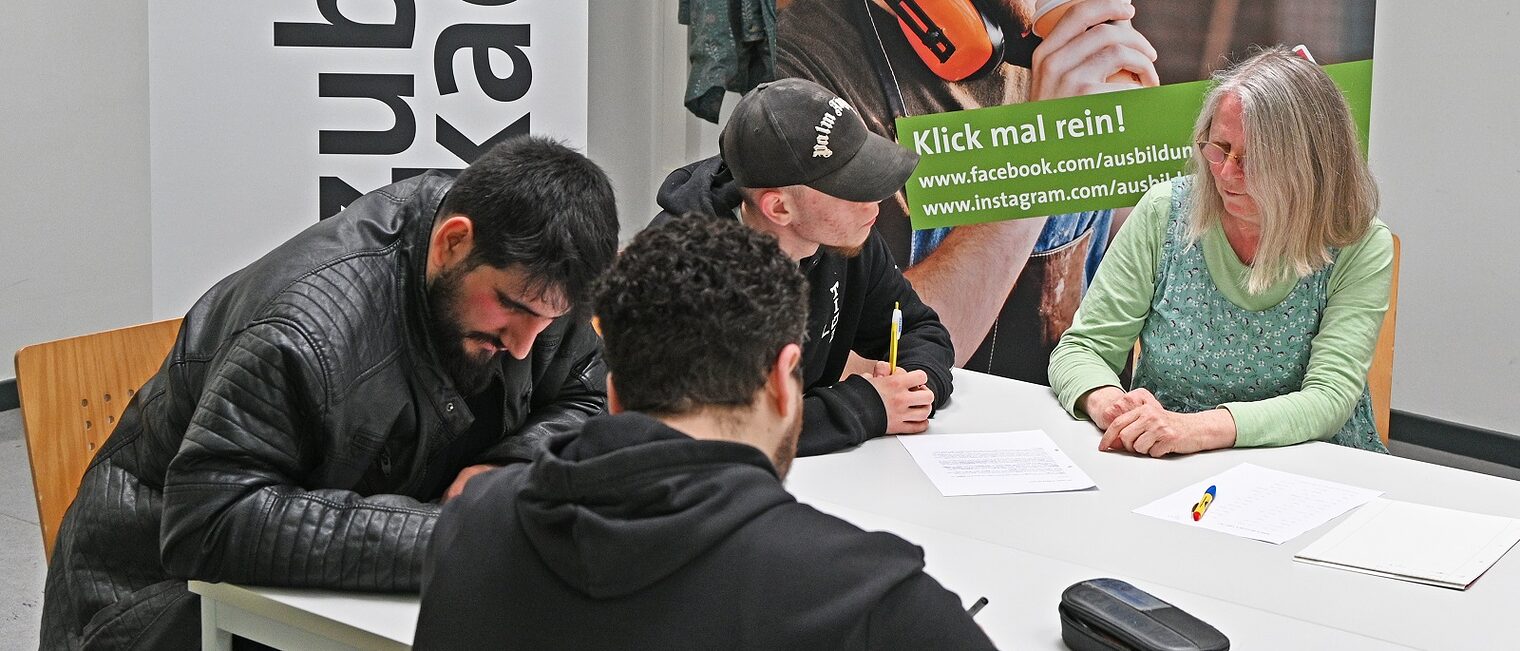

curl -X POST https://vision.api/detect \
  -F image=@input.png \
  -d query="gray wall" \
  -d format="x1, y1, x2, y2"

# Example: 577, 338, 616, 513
0, 1, 153, 380
586, 0, 719, 243
1368, 1, 1520, 435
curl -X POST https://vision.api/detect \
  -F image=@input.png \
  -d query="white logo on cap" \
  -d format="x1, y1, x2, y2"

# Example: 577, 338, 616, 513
812, 97, 854, 158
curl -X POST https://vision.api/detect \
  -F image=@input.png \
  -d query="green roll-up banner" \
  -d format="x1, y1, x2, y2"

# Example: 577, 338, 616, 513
899, 60, 1372, 230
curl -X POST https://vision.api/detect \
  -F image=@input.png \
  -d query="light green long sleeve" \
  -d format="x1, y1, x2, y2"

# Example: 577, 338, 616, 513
1048, 180, 1394, 447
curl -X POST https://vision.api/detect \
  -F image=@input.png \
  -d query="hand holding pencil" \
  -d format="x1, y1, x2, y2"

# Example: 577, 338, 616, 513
865, 301, 934, 434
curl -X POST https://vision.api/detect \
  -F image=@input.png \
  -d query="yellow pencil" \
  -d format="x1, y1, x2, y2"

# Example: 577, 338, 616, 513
888, 301, 902, 374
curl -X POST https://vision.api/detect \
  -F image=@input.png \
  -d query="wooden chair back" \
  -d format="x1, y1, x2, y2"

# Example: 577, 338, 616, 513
14, 318, 182, 560
1368, 235, 1401, 446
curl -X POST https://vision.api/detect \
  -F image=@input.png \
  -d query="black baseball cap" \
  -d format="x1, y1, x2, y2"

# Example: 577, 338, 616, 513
720, 78, 919, 203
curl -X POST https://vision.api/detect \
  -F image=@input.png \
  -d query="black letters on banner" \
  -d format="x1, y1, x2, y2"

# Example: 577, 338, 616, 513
318, 177, 365, 221
438, 113, 531, 165
274, 0, 417, 48
318, 73, 417, 155
277, 3, 535, 219
435, 24, 532, 102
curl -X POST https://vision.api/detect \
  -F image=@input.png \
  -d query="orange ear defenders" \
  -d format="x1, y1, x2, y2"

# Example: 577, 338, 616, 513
886, 0, 1033, 82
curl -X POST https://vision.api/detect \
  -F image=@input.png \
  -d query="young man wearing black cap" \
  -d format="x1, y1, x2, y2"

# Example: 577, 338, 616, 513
414, 216, 996, 649
655, 77, 955, 456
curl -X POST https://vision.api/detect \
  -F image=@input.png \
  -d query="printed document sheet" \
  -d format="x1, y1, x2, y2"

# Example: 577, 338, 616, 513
1294, 498, 1520, 589
899, 430, 1095, 497
1133, 463, 1382, 544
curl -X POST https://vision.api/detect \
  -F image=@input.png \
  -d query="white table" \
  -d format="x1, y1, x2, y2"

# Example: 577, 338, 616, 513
193, 369, 1520, 649
190, 581, 413, 651
808, 499, 1412, 649
786, 369, 1520, 650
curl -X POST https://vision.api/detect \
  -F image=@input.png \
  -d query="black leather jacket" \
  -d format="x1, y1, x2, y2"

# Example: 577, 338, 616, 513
40, 172, 607, 649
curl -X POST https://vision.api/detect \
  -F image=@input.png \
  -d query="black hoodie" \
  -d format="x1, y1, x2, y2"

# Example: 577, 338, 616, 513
653, 157, 955, 456
414, 413, 997, 650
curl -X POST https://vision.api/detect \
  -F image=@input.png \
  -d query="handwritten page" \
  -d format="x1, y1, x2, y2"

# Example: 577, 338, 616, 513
899, 430, 1096, 497
1132, 463, 1382, 544
1294, 498, 1520, 589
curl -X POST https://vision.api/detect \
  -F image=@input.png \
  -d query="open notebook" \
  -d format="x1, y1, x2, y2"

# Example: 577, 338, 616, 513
1293, 498, 1520, 590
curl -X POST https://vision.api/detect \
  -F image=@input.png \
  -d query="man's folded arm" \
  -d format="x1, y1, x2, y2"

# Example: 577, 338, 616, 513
798, 376, 888, 456
160, 321, 439, 592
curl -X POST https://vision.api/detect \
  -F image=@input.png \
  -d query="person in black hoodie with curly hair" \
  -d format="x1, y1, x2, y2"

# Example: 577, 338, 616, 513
413, 215, 996, 650
654, 78, 955, 456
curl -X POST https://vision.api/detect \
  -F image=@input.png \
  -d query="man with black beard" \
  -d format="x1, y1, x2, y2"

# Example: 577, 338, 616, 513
655, 78, 954, 457
40, 136, 619, 649
415, 215, 997, 650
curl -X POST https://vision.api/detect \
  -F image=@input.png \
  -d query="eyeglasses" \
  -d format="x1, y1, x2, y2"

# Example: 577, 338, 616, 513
1196, 141, 1245, 168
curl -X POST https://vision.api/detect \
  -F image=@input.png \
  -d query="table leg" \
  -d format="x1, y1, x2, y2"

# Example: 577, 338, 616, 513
200, 596, 234, 651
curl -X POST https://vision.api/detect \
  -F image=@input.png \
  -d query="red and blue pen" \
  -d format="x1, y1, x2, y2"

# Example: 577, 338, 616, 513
1192, 485, 1216, 521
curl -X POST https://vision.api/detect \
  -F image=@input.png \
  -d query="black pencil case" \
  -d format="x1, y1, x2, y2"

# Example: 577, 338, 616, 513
1058, 578, 1229, 651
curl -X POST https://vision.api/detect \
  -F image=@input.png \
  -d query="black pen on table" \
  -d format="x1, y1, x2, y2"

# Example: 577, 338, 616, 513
967, 596, 989, 617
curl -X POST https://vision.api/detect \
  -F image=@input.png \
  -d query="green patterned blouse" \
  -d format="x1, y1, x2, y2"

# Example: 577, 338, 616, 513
1049, 177, 1393, 451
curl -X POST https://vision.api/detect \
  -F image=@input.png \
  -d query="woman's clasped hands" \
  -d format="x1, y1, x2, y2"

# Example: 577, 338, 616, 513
1083, 387, 1237, 457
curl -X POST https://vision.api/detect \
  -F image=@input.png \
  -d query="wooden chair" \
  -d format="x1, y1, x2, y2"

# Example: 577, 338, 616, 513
14, 318, 182, 561
1368, 235, 1401, 446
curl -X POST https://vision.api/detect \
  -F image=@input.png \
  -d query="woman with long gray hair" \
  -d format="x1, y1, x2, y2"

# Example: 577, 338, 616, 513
1048, 46, 1393, 456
